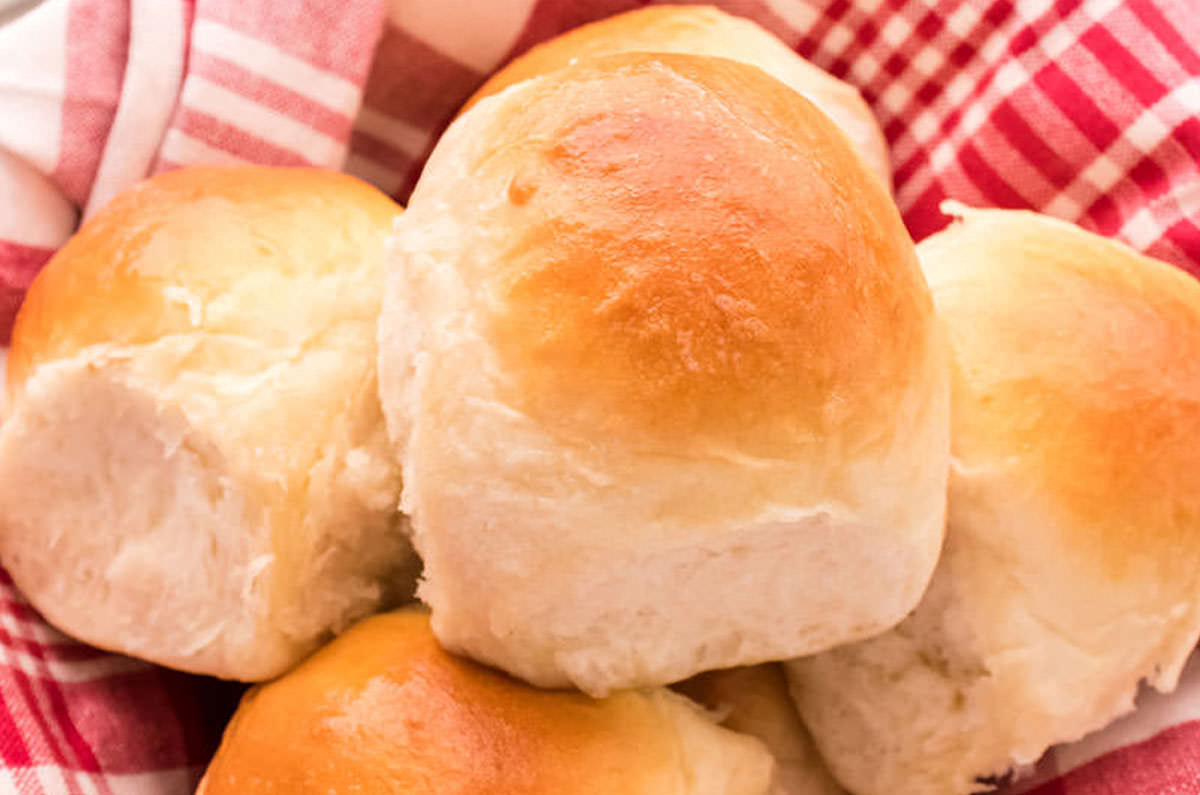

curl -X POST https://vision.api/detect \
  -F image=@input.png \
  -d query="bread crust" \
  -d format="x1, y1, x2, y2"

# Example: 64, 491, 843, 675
0, 166, 417, 679
787, 205, 1200, 795
200, 610, 775, 795
379, 53, 949, 695
465, 5, 890, 186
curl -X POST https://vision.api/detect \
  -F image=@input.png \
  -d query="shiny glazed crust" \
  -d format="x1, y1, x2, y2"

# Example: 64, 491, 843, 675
464, 4, 890, 186
379, 53, 949, 695
199, 610, 775, 795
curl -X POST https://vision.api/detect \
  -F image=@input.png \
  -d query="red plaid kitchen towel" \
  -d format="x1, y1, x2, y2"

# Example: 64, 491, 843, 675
0, 0, 1197, 793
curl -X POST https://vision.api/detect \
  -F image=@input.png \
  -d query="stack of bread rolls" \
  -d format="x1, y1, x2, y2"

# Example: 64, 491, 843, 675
1, 6, 1197, 794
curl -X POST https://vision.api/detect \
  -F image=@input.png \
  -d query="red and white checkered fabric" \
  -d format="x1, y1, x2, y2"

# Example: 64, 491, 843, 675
0, 1, 1197, 792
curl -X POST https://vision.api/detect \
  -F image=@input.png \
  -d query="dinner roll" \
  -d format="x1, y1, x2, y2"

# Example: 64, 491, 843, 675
0, 166, 417, 680
676, 665, 845, 795
787, 204, 1200, 795
378, 52, 949, 695
466, 5, 890, 187
198, 610, 775, 795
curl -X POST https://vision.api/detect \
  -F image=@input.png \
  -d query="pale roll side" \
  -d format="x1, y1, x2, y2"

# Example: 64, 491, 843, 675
788, 205, 1200, 795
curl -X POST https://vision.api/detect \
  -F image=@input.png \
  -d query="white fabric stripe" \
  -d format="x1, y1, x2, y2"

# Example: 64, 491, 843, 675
83, 0, 186, 218
191, 18, 360, 113
1044, 81, 1200, 218
944, 2, 984, 37
1169, 178, 1200, 223
35, 766, 76, 795
0, 0, 68, 173
180, 76, 346, 167
1122, 180, 1200, 250
0, 147, 76, 247
158, 129, 250, 167
77, 773, 100, 795
880, 13, 914, 49
1122, 206, 1164, 250
354, 106, 430, 157
0, 643, 148, 683
344, 152, 405, 195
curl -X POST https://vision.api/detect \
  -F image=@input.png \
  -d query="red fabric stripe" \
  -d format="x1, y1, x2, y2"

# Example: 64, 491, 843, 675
1082, 188, 1123, 236
0, 687, 32, 766
903, 182, 952, 242
360, 22, 483, 132
1159, 214, 1200, 271
189, 52, 354, 141
0, 617, 107, 784
53, 0, 130, 207
895, 144, 934, 198
0, 242, 56, 345
1144, 222, 1195, 274
1077, 135, 1191, 244
1032, 60, 1124, 152
60, 673, 193, 772
348, 129, 418, 175
0, 665, 63, 772
0, 642, 76, 774
1080, 25, 1170, 107
1176, 117, 1200, 163
847, 14, 881, 60
196, 0, 385, 83
0, 243, 55, 290
175, 107, 311, 166
40, 678, 107, 783
1126, 146, 1174, 204
1128, 0, 1200, 75
1027, 720, 1200, 794
956, 139, 1032, 209
989, 99, 1076, 191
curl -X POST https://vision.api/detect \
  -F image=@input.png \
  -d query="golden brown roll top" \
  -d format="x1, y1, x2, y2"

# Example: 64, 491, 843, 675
199, 611, 775, 795
466, 4, 890, 186
379, 52, 948, 696
479, 54, 923, 456
9, 167, 397, 403
787, 205, 1200, 795
0, 167, 416, 680
924, 205, 1200, 553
